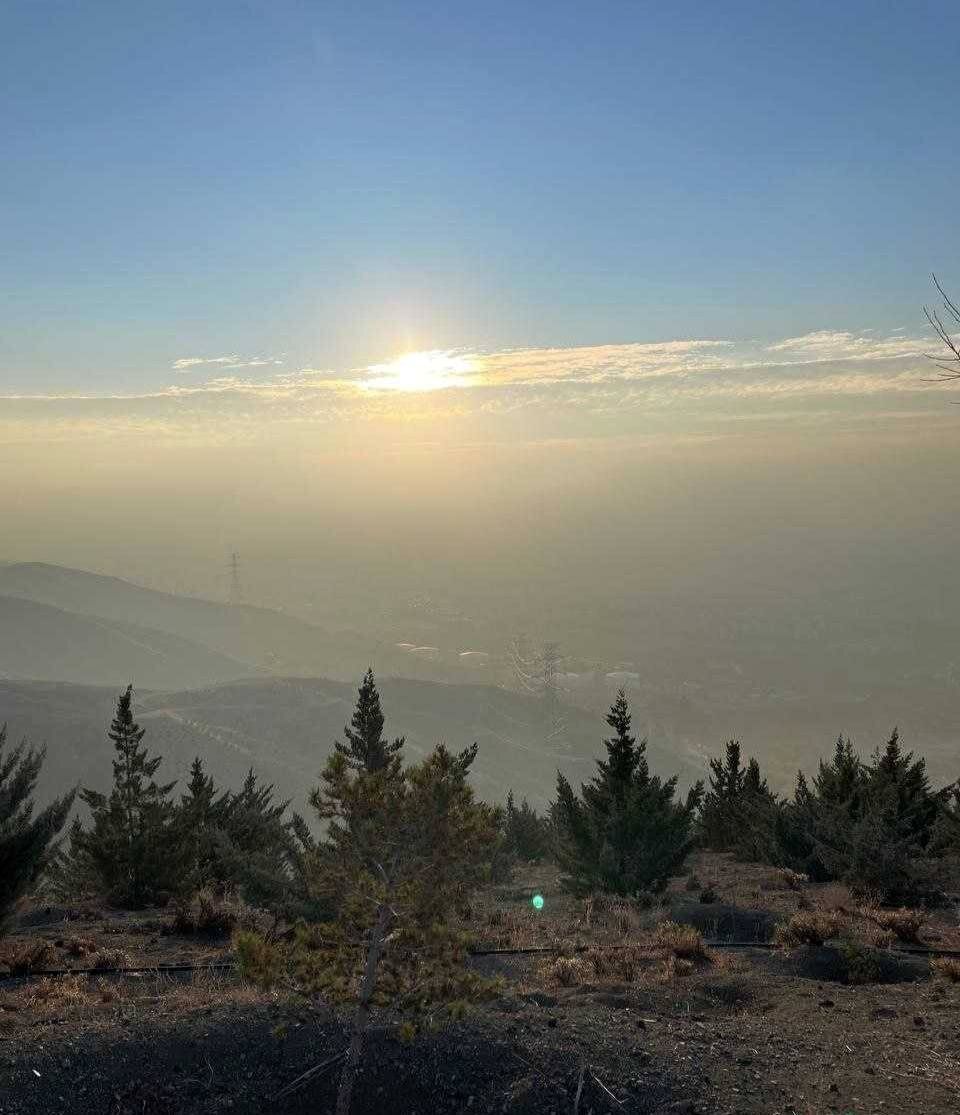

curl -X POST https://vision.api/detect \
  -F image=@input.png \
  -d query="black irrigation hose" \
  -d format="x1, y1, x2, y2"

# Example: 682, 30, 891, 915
0, 961, 238, 983
5, 937, 960, 984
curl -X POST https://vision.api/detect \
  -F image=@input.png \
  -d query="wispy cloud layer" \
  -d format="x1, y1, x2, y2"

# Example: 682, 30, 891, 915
1, 328, 949, 444
173, 355, 284, 372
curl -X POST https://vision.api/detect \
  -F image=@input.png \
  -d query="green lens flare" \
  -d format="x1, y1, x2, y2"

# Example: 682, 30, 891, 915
531, 893, 545, 911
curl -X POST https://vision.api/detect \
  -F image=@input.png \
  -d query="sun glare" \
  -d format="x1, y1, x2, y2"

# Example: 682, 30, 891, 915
363, 349, 475, 392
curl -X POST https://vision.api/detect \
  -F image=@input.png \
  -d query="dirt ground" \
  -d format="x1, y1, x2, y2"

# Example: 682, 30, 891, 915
3, 853, 960, 1114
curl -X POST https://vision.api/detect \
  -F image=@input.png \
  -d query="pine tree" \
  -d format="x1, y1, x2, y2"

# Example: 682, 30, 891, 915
699, 740, 747, 851
0, 726, 74, 931
177, 757, 224, 891
238, 737, 500, 1115
552, 691, 703, 897
64, 685, 182, 908
502, 790, 551, 863
334, 669, 404, 776
751, 731, 949, 902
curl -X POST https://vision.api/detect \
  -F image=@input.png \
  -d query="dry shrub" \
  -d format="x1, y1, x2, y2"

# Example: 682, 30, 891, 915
1, 938, 57, 975
583, 945, 647, 983
22, 975, 86, 1011
837, 936, 882, 984
859, 906, 925, 944
659, 955, 694, 980
773, 911, 843, 947
542, 956, 589, 987
777, 868, 809, 891
867, 927, 898, 950
170, 890, 239, 937
932, 957, 960, 983
92, 947, 131, 970
62, 936, 97, 958
654, 920, 706, 960
608, 901, 646, 939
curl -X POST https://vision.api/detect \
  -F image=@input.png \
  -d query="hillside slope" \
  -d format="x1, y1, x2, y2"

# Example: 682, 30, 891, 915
0, 676, 705, 813
0, 563, 378, 681
0, 594, 255, 690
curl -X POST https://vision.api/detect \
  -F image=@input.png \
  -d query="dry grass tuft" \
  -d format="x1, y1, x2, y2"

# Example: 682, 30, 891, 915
659, 954, 695, 980
541, 955, 590, 987
61, 936, 97, 958
859, 906, 925, 944
583, 945, 649, 983
22, 975, 88, 1012
654, 920, 706, 960
0, 938, 57, 975
91, 947, 131, 970
931, 957, 960, 983
777, 868, 810, 891
169, 890, 243, 937
773, 911, 843, 947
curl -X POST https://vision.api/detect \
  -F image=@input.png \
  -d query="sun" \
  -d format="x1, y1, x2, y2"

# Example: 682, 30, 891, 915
363, 349, 475, 392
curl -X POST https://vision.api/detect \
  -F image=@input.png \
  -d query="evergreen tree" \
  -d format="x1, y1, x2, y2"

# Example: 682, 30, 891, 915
699, 740, 747, 851
177, 756, 225, 891
552, 691, 702, 897
238, 736, 500, 1115
813, 730, 945, 902
0, 726, 74, 931
62, 685, 182, 908
502, 790, 551, 863
334, 669, 404, 776
746, 731, 950, 902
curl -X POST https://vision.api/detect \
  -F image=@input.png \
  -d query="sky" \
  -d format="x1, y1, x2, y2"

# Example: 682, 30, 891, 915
3, 0, 960, 624
2, 0, 959, 407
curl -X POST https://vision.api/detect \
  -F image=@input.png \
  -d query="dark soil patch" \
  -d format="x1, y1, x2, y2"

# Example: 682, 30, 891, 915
0, 1009, 678, 1115
773, 944, 930, 985
667, 899, 776, 942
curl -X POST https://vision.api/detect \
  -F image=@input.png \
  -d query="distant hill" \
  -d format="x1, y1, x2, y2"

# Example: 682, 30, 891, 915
0, 676, 706, 814
0, 562, 385, 683
0, 594, 254, 690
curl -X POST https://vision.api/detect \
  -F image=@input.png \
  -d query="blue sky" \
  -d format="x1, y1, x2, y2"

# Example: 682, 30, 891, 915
2, 0, 959, 399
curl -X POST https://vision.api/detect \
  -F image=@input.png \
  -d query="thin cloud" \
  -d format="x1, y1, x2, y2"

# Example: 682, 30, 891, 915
172, 355, 283, 373
2, 327, 947, 445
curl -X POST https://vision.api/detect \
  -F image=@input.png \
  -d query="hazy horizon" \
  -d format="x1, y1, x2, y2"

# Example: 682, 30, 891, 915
4, 1, 960, 790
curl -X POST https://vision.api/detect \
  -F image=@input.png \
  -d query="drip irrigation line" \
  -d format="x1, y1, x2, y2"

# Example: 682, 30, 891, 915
4, 938, 959, 984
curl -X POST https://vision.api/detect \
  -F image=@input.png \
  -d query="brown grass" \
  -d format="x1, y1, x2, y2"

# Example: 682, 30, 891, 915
859, 906, 925, 944
773, 911, 844, 947
541, 956, 590, 986
0, 938, 57, 975
169, 890, 246, 937
91, 947, 132, 970
776, 868, 810, 891
61, 935, 97, 958
659, 954, 695, 980
931, 957, 960, 983
654, 920, 706, 960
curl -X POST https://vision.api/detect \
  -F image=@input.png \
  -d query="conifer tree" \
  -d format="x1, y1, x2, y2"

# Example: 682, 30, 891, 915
65, 685, 182, 908
177, 756, 224, 891
747, 730, 950, 902
334, 669, 404, 776
699, 740, 747, 851
700, 741, 778, 859
238, 732, 500, 1115
503, 790, 551, 863
552, 691, 702, 897
0, 726, 74, 931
